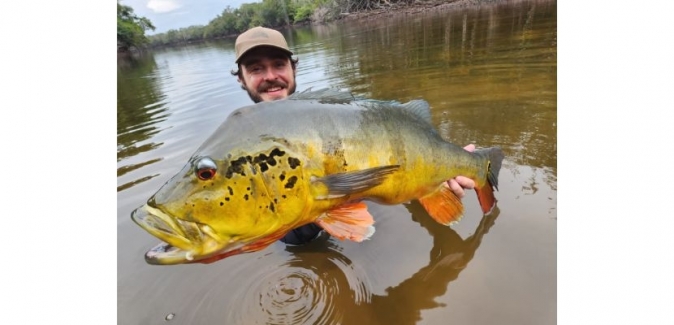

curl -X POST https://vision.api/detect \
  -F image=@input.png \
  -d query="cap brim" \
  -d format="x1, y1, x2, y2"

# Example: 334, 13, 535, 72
236, 45, 293, 63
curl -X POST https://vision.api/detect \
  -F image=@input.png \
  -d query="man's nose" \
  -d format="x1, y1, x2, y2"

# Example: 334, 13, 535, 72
262, 67, 277, 80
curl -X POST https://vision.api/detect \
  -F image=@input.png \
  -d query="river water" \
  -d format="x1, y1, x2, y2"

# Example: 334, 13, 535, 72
117, 0, 556, 324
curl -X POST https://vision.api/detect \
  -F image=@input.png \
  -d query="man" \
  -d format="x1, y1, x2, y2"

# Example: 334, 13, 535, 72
232, 26, 476, 245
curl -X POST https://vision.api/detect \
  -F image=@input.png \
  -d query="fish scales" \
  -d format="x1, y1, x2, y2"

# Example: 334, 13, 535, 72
132, 89, 504, 265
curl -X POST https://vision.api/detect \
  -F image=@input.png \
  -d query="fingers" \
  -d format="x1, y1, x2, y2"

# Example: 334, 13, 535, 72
447, 179, 466, 198
454, 176, 475, 189
445, 144, 477, 198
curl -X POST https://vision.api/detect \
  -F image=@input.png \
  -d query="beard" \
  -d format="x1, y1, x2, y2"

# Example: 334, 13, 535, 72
245, 79, 297, 103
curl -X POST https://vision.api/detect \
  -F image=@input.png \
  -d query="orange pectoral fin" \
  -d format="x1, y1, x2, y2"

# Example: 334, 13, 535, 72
418, 185, 464, 226
475, 184, 497, 215
316, 202, 375, 242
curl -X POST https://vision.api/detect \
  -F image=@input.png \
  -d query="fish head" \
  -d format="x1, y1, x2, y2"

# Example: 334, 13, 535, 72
131, 147, 311, 265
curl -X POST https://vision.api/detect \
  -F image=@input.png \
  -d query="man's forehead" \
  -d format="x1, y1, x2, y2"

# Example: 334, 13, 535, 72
239, 47, 291, 65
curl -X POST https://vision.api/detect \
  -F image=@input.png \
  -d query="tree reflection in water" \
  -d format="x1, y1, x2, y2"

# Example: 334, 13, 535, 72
282, 201, 501, 325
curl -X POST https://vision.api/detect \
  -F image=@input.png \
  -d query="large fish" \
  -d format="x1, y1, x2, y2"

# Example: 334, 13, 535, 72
131, 89, 504, 265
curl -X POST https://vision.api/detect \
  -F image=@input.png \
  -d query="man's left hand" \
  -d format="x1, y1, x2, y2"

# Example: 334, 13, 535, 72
446, 144, 476, 198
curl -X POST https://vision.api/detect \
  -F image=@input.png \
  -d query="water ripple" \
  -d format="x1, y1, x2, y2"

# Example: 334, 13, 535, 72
234, 264, 337, 325
230, 247, 372, 325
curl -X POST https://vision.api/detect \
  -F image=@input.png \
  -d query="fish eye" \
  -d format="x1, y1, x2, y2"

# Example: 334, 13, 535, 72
195, 157, 217, 181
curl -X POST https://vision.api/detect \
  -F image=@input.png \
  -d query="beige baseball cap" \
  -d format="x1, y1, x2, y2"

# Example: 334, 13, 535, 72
235, 26, 293, 63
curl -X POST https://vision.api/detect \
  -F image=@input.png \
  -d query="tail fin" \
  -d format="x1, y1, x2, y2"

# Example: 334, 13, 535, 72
473, 147, 504, 214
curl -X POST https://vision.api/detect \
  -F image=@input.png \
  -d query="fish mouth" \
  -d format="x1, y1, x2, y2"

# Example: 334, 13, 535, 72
131, 204, 240, 265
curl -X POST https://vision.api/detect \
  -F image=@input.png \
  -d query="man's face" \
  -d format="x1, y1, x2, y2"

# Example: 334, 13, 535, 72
238, 47, 296, 103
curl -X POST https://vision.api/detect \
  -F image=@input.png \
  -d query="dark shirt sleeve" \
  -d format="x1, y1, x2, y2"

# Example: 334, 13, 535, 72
279, 223, 324, 245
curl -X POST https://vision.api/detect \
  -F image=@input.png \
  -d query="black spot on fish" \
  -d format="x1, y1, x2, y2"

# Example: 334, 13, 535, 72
279, 173, 285, 181
244, 194, 249, 201
225, 156, 249, 179
225, 197, 230, 201
250, 149, 286, 171
227, 186, 233, 196
220, 202, 224, 206
285, 176, 298, 189
247, 187, 250, 191
270, 148, 285, 157
288, 157, 301, 169
253, 154, 266, 165
263, 148, 285, 167
282, 195, 286, 199
274, 198, 278, 204
269, 202, 275, 212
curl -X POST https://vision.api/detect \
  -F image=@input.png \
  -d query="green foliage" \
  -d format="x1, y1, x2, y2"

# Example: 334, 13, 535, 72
146, 0, 395, 48
117, 1, 155, 51
294, 4, 315, 23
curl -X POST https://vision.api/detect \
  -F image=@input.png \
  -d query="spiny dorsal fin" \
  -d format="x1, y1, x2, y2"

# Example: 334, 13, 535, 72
312, 165, 400, 198
401, 99, 432, 124
287, 88, 356, 104
359, 97, 432, 124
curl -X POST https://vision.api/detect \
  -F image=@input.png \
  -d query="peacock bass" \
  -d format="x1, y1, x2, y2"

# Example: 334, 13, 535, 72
131, 89, 504, 265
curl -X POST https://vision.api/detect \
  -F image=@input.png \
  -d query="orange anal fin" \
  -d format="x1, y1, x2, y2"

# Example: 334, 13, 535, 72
418, 185, 464, 226
475, 184, 497, 215
316, 202, 375, 242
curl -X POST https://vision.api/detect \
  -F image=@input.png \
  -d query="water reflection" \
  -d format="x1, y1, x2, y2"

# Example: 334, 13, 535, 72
117, 54, 169, 190
307, 0, 556, 174
230, 202, 500, 325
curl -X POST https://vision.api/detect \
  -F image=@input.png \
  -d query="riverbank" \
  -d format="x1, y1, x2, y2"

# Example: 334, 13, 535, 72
137, 0, 523, 51
334, 0, 509, 22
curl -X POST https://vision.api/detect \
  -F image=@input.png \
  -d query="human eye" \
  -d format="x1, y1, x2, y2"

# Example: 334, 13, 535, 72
247, 65, 263, 74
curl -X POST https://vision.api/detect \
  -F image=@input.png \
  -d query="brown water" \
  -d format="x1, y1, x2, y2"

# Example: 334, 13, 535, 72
117, 0, 556, 324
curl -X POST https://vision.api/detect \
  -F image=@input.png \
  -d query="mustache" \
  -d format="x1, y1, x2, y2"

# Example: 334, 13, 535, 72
257, 80, 288, 92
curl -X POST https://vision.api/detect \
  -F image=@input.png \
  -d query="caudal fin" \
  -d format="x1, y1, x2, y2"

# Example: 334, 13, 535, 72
473, 147, 504, 214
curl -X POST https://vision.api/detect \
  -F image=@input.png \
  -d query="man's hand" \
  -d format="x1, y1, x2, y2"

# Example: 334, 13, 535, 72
446, 144, 476, 198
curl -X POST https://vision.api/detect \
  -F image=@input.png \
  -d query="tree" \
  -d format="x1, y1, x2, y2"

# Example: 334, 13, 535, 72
117, 1, 156, 52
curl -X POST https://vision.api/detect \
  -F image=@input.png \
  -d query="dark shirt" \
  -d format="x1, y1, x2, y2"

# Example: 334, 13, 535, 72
279, 223, 323, 245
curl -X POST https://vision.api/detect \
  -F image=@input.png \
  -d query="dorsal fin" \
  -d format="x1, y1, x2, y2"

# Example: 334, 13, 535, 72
287, 88, 356, 104
359, 97, 432, 124
401, 99, 432, 124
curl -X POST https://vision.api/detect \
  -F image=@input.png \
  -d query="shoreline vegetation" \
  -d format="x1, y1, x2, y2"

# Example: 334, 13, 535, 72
118, 0, 507, 54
